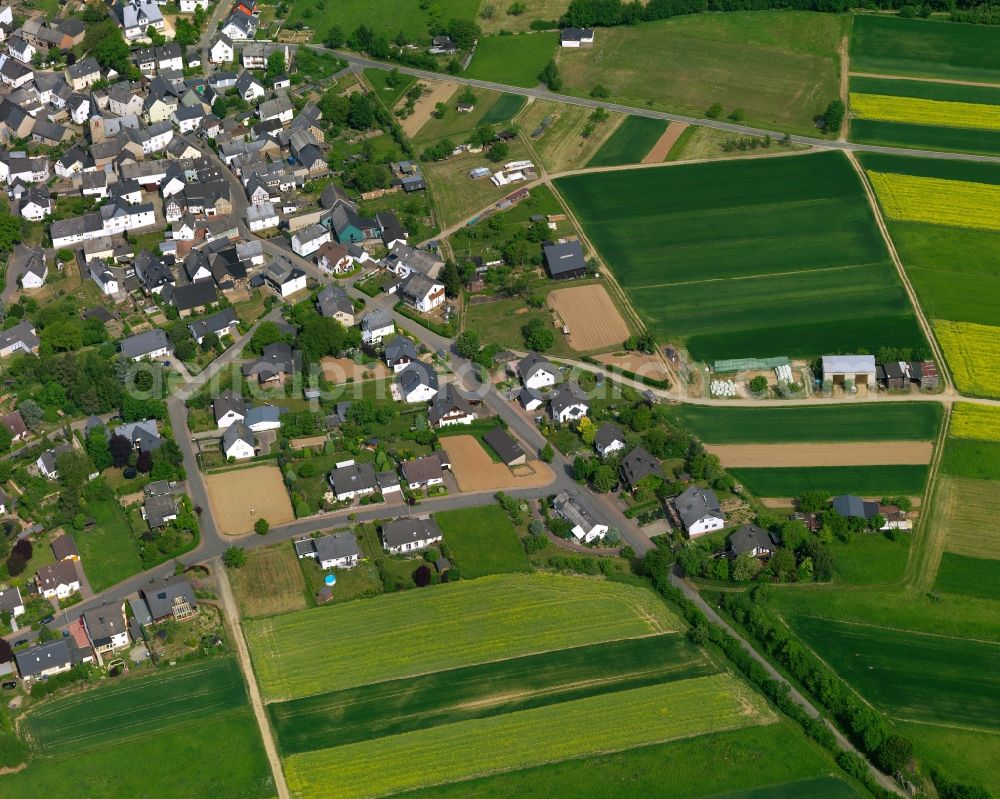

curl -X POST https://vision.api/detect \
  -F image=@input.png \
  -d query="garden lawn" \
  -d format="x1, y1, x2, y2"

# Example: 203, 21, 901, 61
398, 723, 857, 799
933, 552, 1000, 601
244, 572, 679, 700
230, 543, 309, 618
557, 11, 845, 135
269, 634, 713, 754
787, 615, 1000, 730
671, 403, 941, 444
74, 499, 144, 593
587, 116, 667, 167
435, 505, 530, 577
728, 465, 927, 498
364, 68, 417, 107
464, 32, 558, 87
850, 15, 1000, 83
283, 674, 774, 799
556, 152, 925, 361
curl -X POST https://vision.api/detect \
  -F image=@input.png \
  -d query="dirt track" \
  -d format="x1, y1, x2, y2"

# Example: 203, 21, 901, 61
594, 351, 669, 381
548, 285, 630, 351
707, 441, 933, 468
441, 435, 554, 492
400, 80, 459, 137
205, 466, 295, 535
643, 122, 687, 163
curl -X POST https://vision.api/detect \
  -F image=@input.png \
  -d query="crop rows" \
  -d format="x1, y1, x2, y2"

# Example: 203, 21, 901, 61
868, 172, 1000, 232
950, 403, 1000, 443
283, 674, 774, 799
934, 320, 1000, 398
245, 573, 680, 701
850, 92, 1000, 131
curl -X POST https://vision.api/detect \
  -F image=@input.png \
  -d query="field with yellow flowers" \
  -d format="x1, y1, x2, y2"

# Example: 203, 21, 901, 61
867, 172, 1000, 232
850, 93, 1000, 132
934, 320, 1000, 398
950, 403, 1000, 443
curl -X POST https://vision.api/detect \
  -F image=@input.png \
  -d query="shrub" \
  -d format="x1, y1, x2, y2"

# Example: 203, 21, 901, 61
413, 564, 432, 587
223, 547, 246, 568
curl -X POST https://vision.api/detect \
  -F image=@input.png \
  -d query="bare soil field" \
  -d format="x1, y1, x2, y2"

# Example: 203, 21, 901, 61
290, 435, 327, 450
321, 357, 389, 382
547, 285, 631, 351
707, 442, 933, 468
643, 122, 688, 163
594, 351, 670, 381
441, 435, 554, 492
205, 466, 295, 535
229, 543, 308, 618
400, 81, 459, 137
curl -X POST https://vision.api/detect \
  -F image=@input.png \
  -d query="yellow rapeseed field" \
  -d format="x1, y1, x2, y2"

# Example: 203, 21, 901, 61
950, 403, 1000, 443
934, 320, 1000, 399
850, 92, 1000, 131
284, 674, 775, 799
867, 172, 1000, 232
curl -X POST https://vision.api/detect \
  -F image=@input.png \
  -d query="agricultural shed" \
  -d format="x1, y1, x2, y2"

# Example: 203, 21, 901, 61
543, 240, 587, 280
713, 356, 790, 373
832, 494, 879, 519
821, 355, 877, 386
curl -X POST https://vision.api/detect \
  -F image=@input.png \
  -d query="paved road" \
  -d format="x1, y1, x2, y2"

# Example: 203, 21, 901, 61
670, 566, 905, 797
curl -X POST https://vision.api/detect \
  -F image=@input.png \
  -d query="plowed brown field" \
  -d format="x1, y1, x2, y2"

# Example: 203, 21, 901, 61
707, 441, 933, 467
547, 285, 630, 351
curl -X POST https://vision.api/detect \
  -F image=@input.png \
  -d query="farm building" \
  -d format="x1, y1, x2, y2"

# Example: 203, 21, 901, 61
483, 426, 526, 466
728, 524, 780, 558
673, 486, 724, 536
821, 355, 877, 387
380, 517, 443, 554
543, 240, 587, 280
560, 27, 594, 46
552, 490, 608, 543
876, 361, 910, 390
910, 360, 939, 389
295, 531, 361, 569
832, 494, 879, 520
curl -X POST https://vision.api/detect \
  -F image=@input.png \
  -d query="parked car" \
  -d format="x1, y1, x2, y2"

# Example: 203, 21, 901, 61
40, 614, 54, 625
1, 681, 17, 690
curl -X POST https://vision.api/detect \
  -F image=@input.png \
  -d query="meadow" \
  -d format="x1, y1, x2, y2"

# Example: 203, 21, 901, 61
728, 465, 928, 498
412, 87, 508, 147
934, 552, 1000, 601
940, 438, 1000, 481
868, 171, 1000, 232
587, 116, 668, 167
671, 403, 941, 444
285, 0, 480, 43
269, 634, 713, 754
934, 320, 1000, 398
518, 99, 624, 173
245, 573, 679, 700
899, 722, 1000, 798
849, 15, 1000, 83
283, 674, 773, 799
435, 505, 531, 577
931, 475, 1000, 560
556, 11, 845, 135
401, 724, 860, 799
556, 152, 925, 361
788, 615, 1000, 730
75, 499, 144, 592
828, 533, 910, 586
464, 33, 557, 87
229, 542, 309, 617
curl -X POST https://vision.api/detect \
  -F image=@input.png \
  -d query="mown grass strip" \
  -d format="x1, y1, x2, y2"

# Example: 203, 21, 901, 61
284, 674, 774, 799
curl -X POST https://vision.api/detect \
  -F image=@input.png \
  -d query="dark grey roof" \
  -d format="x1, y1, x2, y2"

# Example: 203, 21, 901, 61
213, 389, 245, 423
0, 586, 23, 615
15, 639, 71, 678
397, 361, 438, 395
188, 307, 238, 340
330, 461, 377, 496
141, 576, 196, 619
428, 384, 477, 426
50, 535, 79, 560
543, 240, 587, 278
550, 382, 588, 415
400, 451, 450, 485
674, 485, 723, 529
381, 517, 443, 549
516, 352, 556, 383
595, 422, 625, 450
483, 426, 525, 465
384, 335, 418, 366
144, 493, 178, 527
223, 420, 254, 450
831, 495, 879, 519
620, 446, 662, 488
83, 606, 127, 645
114, 419, 162, 452
296, 530, 361, 563
120, 328, 170, 359
170, 280, 219, 312
317, 284, 353, 318
728, 524, 780, 556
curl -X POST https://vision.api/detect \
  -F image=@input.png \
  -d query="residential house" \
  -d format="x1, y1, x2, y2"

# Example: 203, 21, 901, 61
673, 485, 725, 537
542, 240, 587, 280
36, 560, 81, 599
258, 94, 293, 124
383, 242, 443, 279
65, 57, 101, 90
483, 426, 526, 466
213, 389, 246, 428
595, 422, 626, 459
15, 639, 73, 682
384, 335, 418, 373
235, 70, 265, 102
188, 308, 239, 346
88, 261, 120, 296
0, 410, 27, 442
428, 35, 457, 54
221, 11, 257, 40
18, 187, 51, 222
36, 443, 71, 479
400, 450, 450, 490
0, 321, 40, 357
550, 382, 589, 424
620, 446, 663, 492
120, 329, 171, 361
222, 421, 256, 460
380, 517, 443, 554
328, 461, 378, 502
246, 201, 278, 231
516, 353, 558, 390
560, 27, 595, 46
326, 199, 378, 244
50, 535, 80, 562
169, 281, 220, 317
264, 256, 308, 297
294, 531, 361, 569
360, 308, 394, 345
14, 245, 47, 287
728, 524, 781, 558
141, 576, 197, 622
316, 284, 354, 326
242, 341, 296, 385
552, 490, 608, 543
244, 405, 283, 432
314, 242, 353, 274
0, 585, 24, 619
114, 0, 165, 39
142, 485, 178, 528
82, 605, 130, 655
113, 419, 162, 453
210, 34, 234, 64
291, 224, 330, 258
398, 272, 445, 313
397, 361, 439, 403
428, 384, 479, 428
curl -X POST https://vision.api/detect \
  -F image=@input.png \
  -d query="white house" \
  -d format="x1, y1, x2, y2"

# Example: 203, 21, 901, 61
0, 585, 25, 619
222, 421, 256, 460
360, 308, 394, 345
15, 246, 48, 289
595, 422, 627, 459
674, 486, 725, 537
115, 0, 165, 40
380, 517, 443, 555
397, 362, 438, 404
210, 34, 234, 64
552, 490, 608, 543
398, 272, 445, 313
550, 382, 589, 424
429, 385, 479, 428
36, 560, 81, 600
120, 329, 172, 362
294, 531, 361, 570
560, 27, 594, 47
180, 0, 209, 10
384, 335, 418, 373
244, 405, 283, 432
89, 262, 120, 296
291, 224, 330, 258
213, 389, 245, 429
83, 605, 130, 655
328, 461, 378, 502
15, 640, 74, 682
247, 202, 278, 232
516, 353, 558, 390
263, 256, 308, 297
19, 187, 51, 221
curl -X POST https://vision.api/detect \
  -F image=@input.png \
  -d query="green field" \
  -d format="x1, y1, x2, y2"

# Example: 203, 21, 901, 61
464, 33, 557, 87
850, 15, 1000, 83
245, 573, 679, 700
829, 533, 910, 585
557, 11, 845, 135
899, 722, 1000, 798
480, 93, 527, 125
555, 152, 925, 361
269, 634, 714, 755
400, 724, 859, 799
586, 117, 667, 167
729, 465, 928, 498
940, 437, 1000, 481
284, 674, 774, 799
3, 658, 273, 799
672, 403, 941, 444
849, 119, 1000, 157
851, 75, 1000, 105
789, 615, 1000, 729
435, 505, 530, 577
286, 0, 480, 43
74, 500, 145, 593
858, 152, 1000, 184
934, 552, 1000, 600
413, 88, 508, 147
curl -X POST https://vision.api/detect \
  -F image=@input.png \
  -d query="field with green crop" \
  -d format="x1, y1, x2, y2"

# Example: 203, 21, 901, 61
850, 15, 1000, 83
788, 615, 1000, 730
934, 552, 1000, 601
269, 634, 714, 755
285, 0, 479, 43
556, 11, 845, 135
2, 658, 273, 799
245, 573, 679, 700
464, 32, 557, 87
479, 93, 527, 125
728, 465, 928, 498
671, 403, 941, 444
284, 674, 774, 799
435, 505, 530, 577
555, 152, 925, 361
587, 117, 668, 167
941, 438, 1000, 481
403, 724, 859, 799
